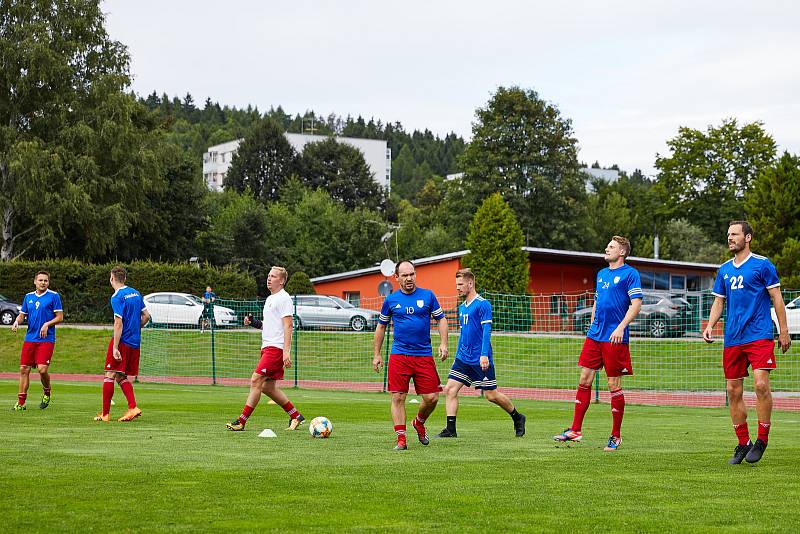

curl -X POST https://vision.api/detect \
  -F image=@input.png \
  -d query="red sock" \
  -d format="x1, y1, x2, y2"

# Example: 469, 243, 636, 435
733, 422, 750, 446
240, 404, 255, 422
282, 401, 300, 419
415, 413, 427, 426
102, 378, 114, 416
394, 424, 407, 446
118, 379, 136, 409
17, 393, 27, 406
571, 385, 592, 432
757, 421, 771, 443
610, 388, 625, 438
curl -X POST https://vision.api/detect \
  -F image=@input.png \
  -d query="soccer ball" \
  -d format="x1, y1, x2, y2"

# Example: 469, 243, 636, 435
309, 416, 333, 438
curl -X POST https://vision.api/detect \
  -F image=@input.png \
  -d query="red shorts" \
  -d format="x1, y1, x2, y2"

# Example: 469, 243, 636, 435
578, 338, 633, 377
105, 339, 140, 376
254, 346, 285, 380
388, 354, 442, 394
20, 342, 55, 367
723, 339, 776, 380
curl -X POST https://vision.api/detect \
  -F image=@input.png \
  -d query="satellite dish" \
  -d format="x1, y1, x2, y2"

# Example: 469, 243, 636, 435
378, 280, 393, 296
379, 258, 395, 277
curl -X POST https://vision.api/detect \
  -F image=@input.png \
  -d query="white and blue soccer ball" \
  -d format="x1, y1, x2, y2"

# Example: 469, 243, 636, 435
309, 416, 333, 438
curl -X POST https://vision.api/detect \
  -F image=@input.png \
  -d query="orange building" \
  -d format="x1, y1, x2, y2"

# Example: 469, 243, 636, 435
311, 247, 719, 305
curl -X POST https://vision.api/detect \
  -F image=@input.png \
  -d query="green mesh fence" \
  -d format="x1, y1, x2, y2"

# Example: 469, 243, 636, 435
139, 290, 800, 408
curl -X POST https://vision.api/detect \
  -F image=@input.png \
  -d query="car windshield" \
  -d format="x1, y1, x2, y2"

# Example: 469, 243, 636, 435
329, 296, 354, 309
187, 295, 204, 304
0, 293, 7, 301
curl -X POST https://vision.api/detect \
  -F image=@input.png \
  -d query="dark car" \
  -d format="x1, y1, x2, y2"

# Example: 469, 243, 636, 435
0, 293, 22, 326
573, 292, 693, 338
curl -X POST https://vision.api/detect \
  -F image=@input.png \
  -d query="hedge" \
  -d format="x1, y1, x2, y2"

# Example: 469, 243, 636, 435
0, 259, 257, 323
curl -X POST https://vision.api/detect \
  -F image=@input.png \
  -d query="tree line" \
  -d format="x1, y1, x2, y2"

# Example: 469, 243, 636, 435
2, 0, 799, 293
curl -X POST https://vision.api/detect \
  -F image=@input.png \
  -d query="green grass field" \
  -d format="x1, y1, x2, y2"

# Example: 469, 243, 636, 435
1, 380, 799, 532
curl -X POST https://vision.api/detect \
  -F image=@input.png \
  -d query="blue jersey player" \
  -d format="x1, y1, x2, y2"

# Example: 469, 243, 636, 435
704, 221, 791, 465
11, 271, 63, 410
95, 266, 150, 423
554, 236, 643, 451
436, 268, 525, 439
373, 260, 449, 450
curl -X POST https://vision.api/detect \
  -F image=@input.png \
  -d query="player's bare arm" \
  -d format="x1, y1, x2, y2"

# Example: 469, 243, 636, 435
609, 298, 642, 344
38, 310, 64, 338
372, 323, 386, 372
437, 317, 449, 361
112, 316, 123, 360
282, 315, 293, 368
10, 311, 25, 333
139, 309, 151, 328
768, 286, 792, 353
703, 296, 725, 343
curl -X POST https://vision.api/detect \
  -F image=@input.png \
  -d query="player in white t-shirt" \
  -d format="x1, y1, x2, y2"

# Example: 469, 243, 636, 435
226, 266, 305, 431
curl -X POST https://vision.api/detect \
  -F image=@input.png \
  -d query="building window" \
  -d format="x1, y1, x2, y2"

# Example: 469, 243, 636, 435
550, 295, 568, 315
671, 274, 685, 290
345, 292, 360, 307
654, 272, 669, 290
640, 271, 654, 290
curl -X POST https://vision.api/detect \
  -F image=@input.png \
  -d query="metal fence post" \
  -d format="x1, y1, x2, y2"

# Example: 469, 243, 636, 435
383, 323, 390, 392
594, 372, 600, 403
210, 303, 217, 385
293, 302, 299, 388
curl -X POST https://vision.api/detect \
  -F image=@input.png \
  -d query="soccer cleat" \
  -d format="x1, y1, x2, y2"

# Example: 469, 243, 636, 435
728, 442, 752, 464
514, 413, 526, 437
94, 413, 110, 422
13, 402, 26, 411
226, 418, 245, 431
118, 407, 142, 422
39, 394, 51, 409
553, 428, 582, 442
287, 414, 305, 431
435, 428, 458, 438
393, 443, 408, 451
411, 418, 429, 445
604, 436, 622, 451
745, 439, 767, 464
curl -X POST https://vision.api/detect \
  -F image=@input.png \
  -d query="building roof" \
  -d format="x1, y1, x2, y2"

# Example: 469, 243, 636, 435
310, 247, 719, 283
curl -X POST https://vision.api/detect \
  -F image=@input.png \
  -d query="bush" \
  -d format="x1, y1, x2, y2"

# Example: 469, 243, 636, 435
285, 271, 316, 295
0, 260, 256, 323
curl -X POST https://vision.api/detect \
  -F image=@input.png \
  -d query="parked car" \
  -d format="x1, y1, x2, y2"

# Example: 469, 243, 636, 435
0, 294, 22, 326
573, 292, 693, 338
292, 295, 379, 332
772, 295, 800, 339
143, 292, 237, 327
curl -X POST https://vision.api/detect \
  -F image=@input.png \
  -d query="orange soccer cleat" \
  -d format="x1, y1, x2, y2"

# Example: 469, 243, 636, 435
118, 407, 142, 422
94, 412, 110, 422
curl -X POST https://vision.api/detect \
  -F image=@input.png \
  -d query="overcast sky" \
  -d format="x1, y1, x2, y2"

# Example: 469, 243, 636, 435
103, 0, 800, 176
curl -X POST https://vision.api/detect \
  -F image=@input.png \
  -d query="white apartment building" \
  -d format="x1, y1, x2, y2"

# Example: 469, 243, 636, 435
202, 133, 391, 192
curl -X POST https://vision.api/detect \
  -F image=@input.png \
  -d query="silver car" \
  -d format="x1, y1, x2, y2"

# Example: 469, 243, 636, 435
144, 292, 238, 327
293, 295, 379, 332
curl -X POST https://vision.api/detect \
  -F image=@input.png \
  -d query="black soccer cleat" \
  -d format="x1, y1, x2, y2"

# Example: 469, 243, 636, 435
435, 428, 458, 438
728, 442, 752, 464
745, 439, 767, 464
514, 413, 526, 437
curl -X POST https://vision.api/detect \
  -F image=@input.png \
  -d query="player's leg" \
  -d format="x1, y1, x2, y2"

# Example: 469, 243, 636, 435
117, 344, 142, 422
16, 365, 31, 410
746, 369, 773, 463
604, 375, 623, 451
437, 379, 464, 437
723, 344, 752, 464
391, 392, 409, 449
554, 364, 595, 442
95, 370, 117, 421
261, 380, 305, 430
483, 388, 526, 437
227, 372, 266, 430
37, 364, 51, 409
410, 357, 442, 446
387, 355, 412, 449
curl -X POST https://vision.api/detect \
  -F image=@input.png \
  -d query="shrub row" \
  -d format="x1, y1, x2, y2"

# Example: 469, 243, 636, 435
0, 259, 257, 323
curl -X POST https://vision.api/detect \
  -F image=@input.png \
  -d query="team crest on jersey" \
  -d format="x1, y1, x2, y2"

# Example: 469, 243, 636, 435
614, 276, 621, 284
416, 300, 424, 308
